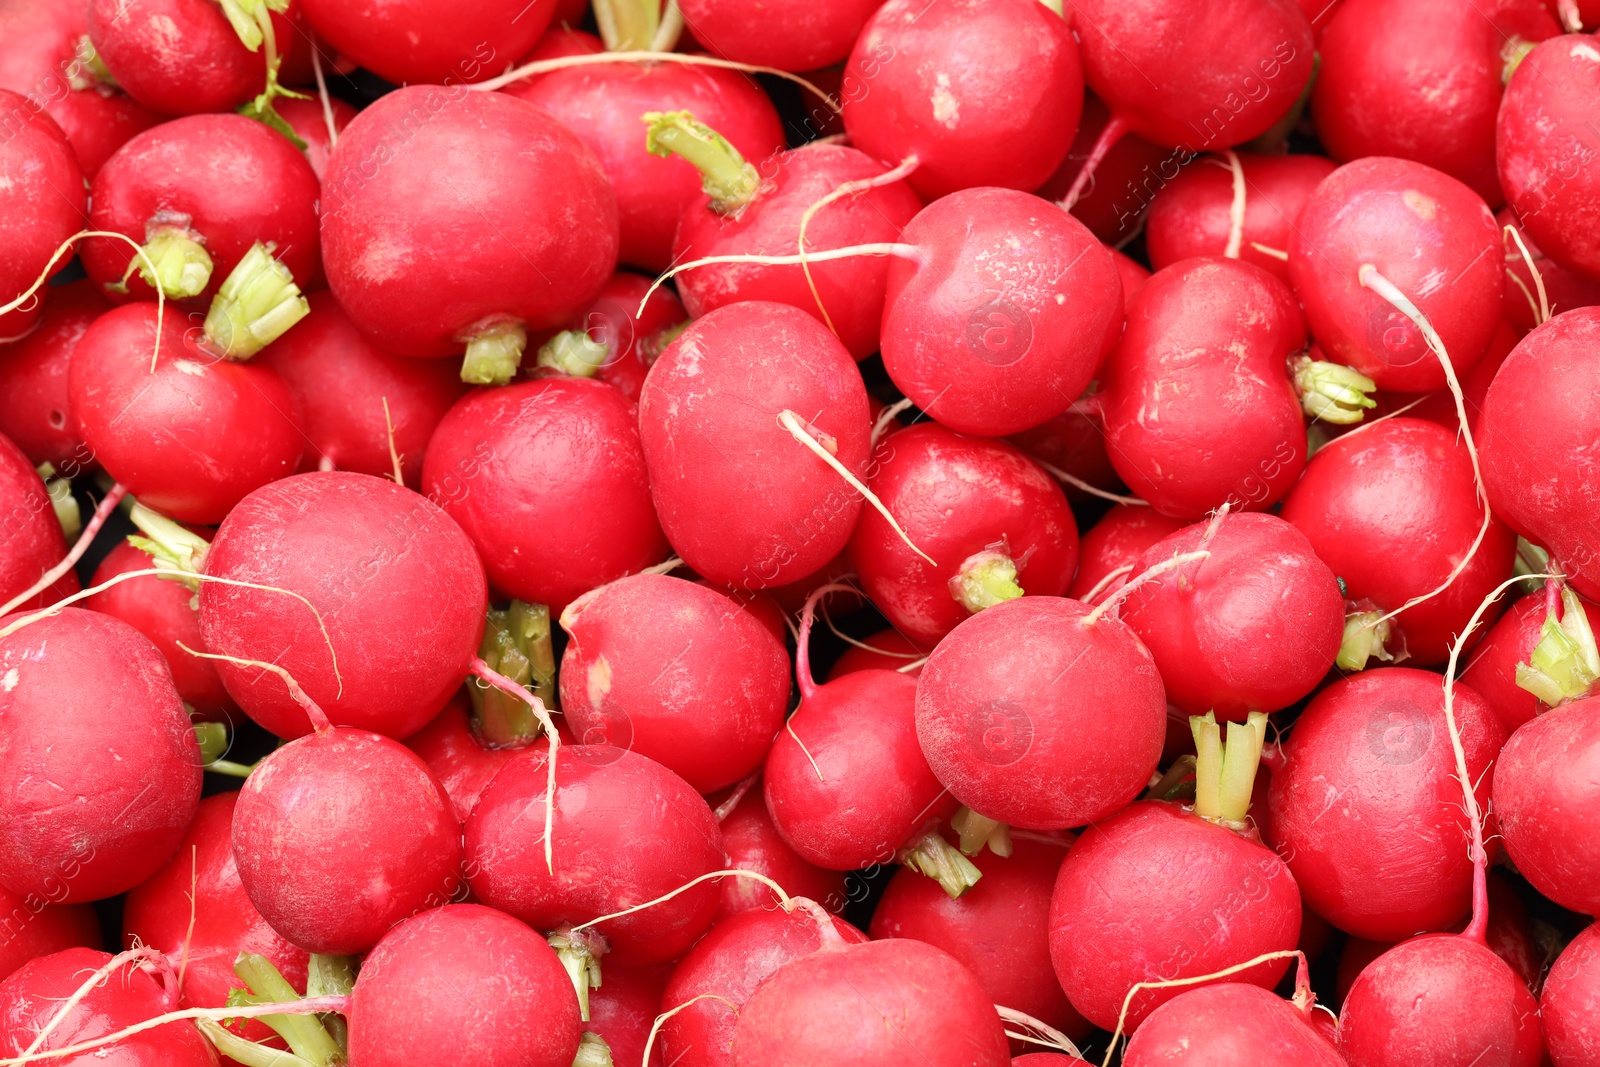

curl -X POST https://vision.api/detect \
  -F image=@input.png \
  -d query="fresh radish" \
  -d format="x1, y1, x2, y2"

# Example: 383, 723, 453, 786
0, 433, 78, 611
1288, 157, 1501, 393
678, 0, 882, 70
1390, 317, 1518, 435
1280, 418, 1516, 666
697, 580, 789, 646
1049, 713, 1300, 1032
1500, 208, 1600, 333
1460, 581, 1600, 731
1066, 505, 1187, 604
1008, 403, 1128, 509
1038, 93, 1170, 245
299, 0, 553, 86
714, 788, 848, 920
1498, 35, 1600, 280
1123, 979, 1342, 1066
880, 187, 1123, 437
0, 608, 201, 902
557, 572, 789, 792
840, 0, 1083, 201
1312, 0, 1559, 207
346, 903, 581, 1067
0, 887, 99, 983
637, 301, 870, 589
0, 280, 105, 470
1111, 250, 1152, 304
586, 963, 669, 1067
1542, 923, 1600, 1067
403, 692, 522, 823
273, 95, 358, 180
1480, 307, 1600, 601
321, 86, 618, 384
508, 66, 784, 273
0, 90, 85, 340
532, 272, 686, 403
825, 628, 929, 679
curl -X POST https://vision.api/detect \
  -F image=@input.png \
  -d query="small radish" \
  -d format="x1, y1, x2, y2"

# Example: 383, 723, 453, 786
273, 95, 358, 180
714, 787, 848, 921
1498, 35, 1600, 280
346, 904, 581, 1067
1049, 713, 1300, 1032
299, 0, 553, 86
1280, 418, 1516, 667
0, 90, 85, 340
1480, 307, 1600, 601
825, 628, 929, 679
850, 423, 1079, 646
1123, 978, 1342, 1066
678, 0, 881, 71
1500, 208, 1600, 333
0, 607, 201, 902
557, 573, 790, 792
1066, 505, 1187, 604
1288, 157, 1502, 393
404, 691, 523, 823
532, 272, 686, 403
1038, 93, 1171, 246
880, 188, 1122, 437
1008, 402, 1129, 510
0, 281, 105, 470
841, 0, 1083, 201
638, 301, 871, 589
423, 379, 668, 615
0, 886, 99, 983
1389, 317, 1518, 435
258, 291, 469, 488
0, 433, 79, 611
587, 963, 669, 1067
1542, 923, 1600, 1067
1459, 581, 1600, 731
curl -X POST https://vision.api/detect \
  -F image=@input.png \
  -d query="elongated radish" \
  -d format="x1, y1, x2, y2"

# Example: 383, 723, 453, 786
0, 91, 85, 340
0, 281, 104, 471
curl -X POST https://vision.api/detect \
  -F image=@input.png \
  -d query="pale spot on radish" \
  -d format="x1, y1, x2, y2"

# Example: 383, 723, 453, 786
586, 655, 613, 707
931, 73, 960, 129
1402, 189, 1438, 220
1572, 41, 1600, 62
1, 668, 15, 691
172, 359, 207, 376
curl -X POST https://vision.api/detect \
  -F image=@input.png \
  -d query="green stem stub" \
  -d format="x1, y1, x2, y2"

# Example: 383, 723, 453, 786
1190, 711, 1267, 827
217, 0, 289, 51
114, 227, 213, 300
898, 828, 983, 899
204, 242, 309, 360
1292, 356, 1377, 425
227, 954, 344, 1067
592, 0, 660, 51
1502, 37, 1538, 83
950, 806, 1012, 858
549, 929, 605, 1023
536, 330, 611, 378
128, 502, 210, 587
461, 321, 530, 385
36, 464, 81, 540
69, 35, 117, 91
573, 1032, 615, 1067
1516, 587, 1600, 707
470, 601, 556, 747
1337, 607, 1401, 671
642, 111, 762, 214
949, 549, 1025, 614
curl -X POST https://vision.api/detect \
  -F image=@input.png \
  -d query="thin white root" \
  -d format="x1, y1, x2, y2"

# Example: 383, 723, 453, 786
470, 52, 840, 113
638, 244, 923, 318
1079, 563, 1135, 606
0, 483, 127, 616
1502, 224, 1549, 326
0, 231, 166, 373
642, 994, 740, 1067
1032, 457, 1148, 507
571, 870, 793, 935
1083, 551, 1211, 625
471, 656, 559, 876
871, 397, 915, 448
796, 155, 920, 337
309, 38, 338, 148
997, 1005, 1084, 1060
1221, 151, 1246, 259
1250, 241, 1289, 261
381, 396, 403, 485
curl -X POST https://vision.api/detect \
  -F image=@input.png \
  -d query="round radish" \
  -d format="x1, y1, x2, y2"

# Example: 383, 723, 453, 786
0, 280, 105, 470
825, 628, 930, 679
1391, 316, 1517, 435
1543, 923, 1600, 1067
714, 789, 848, 921
0, 886, 99, 983
1459, 582, 1600, 732
274, 95, 359, 180
1066, 505, 1187, 603
0, 90, 85, 340
1500, 208, 1600, 333
404, 691, 522, 824
0, 433, 78, 611
1123, 982, 1343, 1066
299, 0, 552, 86
1006, 394, 1127, 506
585, 962, 669, 1067
1038, 93, 1170, 245
532, 271, 686, 403
678, 0, 882, 70
0, 608, 201, 902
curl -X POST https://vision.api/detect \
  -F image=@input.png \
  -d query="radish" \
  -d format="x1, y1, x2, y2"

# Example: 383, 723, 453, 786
423, 379, 668, 615
714, 787, 847, 920
346, 904, 581, 1067
825, 628, 929, 679
0, 607, 201, 902
677, 0, 881, 71
404, 692, 523, 823
1543, 923, 1600, 1067
1480, 307, 1600, 601
696, 580, 788, 646
1288, 157, 1502, 393
0, 90, 85, 340
1312, 0, 1559, 207
1460, 581, 1600, 731
1037, 93, 1170, 246
507, 65, 784, 273
1263, 667, 1506, 940
637, 301, 871, 589
1392, 317, 1518, 436
880, 187, 1123, 437
586, 963, 669, 1067
532, 272, 686, 403
1280, 418, 1516, 666
1111, 250, 1152, 304
916, 593, 1168, 831
258, 291, 468, 488
1123, 980, 1342, 1066
557, 573, 789, 792
0, 434, 79, 612
840, 0, 1083, 201
0, 887, 99, 983
1049, 712, 1300, 1032
1008, 403, 1129, 509
0, 281, 104, 471
1498, 35, 1600, 280
1144, 152, 1335, 279
652, 124, 921, 359
1500, 208, 1600, 333
321, 86, 618, 384
273, 96, 358, 181
1066, 505, 1186, 604
1097, 258, 1321, 521
299, 0, 553, 86
850, 423, 1078, 646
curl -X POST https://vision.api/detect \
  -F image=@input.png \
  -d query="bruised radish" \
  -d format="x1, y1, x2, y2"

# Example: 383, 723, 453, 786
0, 886, 99, 983
1123, 981, 1342, 1066
299, 0, 552, 86
558, 573, 789, 792
321, 86, 618, 384
0, 433, 78, 611
679, 0, 882, 70
841, 0, 1082, 201
1543, 923, 1600, 1067
0, 608, 201, 902
1066, 505, 1187, 603
0, 91, 85, 340
1459, 581, 1600, 732
274, 95, 359, 180
715, 789, 848, 920
1038, 93, 1170, 245
0, 280, 104, 470
825, 628, 930, 680
404, 692, 522, 823
532, 272, 686, 403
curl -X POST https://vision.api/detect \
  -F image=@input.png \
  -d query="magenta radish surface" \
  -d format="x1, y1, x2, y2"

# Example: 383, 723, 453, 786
1067, 505, 1188, 603
637, 301, 871, 589
300, 0, 552, 86
1038, 92, 1171, 245
825, 627, 930, 679
1499, 208, 1600, 333
1123, 982, 1343, 1067
0, 280, 105, 470
880, 187, 1123, 437
0, 433, 78, 612
586, 962, 669, 1067
558, 573, 790, 792
275, 95, 359, 181
537, 271, 686, 403
1459, 585, 1600, 732
679, 0, 884, 70
850, 423, 1078, 645
0, 887, 98, 984
715, 790, 848, 920
0, 90, 85, 340
1542, 923, 1600, 1067
404, 691, 521, 824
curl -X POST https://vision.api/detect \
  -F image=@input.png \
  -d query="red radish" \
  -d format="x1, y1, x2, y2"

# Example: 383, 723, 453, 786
1007, 402, 1128, 509
1460, 582, 1600, 731
299, 0, 552, 86
346, 904, 581, 1067
557, 573, 789, 792
423, 379, 667, 615
0, 281, 104, 470
841, 0, 1083, 201
1123, 981, 1342, 1066
1498, 35, 1600, 280
522, 27, 605, 66
638, 301, 871, 589
321, 86, 618, 384
714, 789, 848, 921
1280, 418, 1516, 666
1111, 250, 1151, 304
1098, 258, 1315, 521
825, 628, 929, 680
1288, 157, 1502, 393
728, 935, 1011, 1066
1145, 152, 1336, 279
659, 902, 868, 1067
1121, 513, 1345, 719
697, 581, 788, 646
880, 187, 1123, 437
404, 692, 521, 823
872, 835, 1089, 1044
0, 433, 78, 612
0, 887, 99, 982
1049, 714, 1300, 1032
0, 947, 218, 1065
1480, 307, 1600, 601
507, 66, 784, 273
1390, 317, 1518, 435
123, 792, 309, 1050
1038, 94, 1171, 246
533, 272, 686, 402
1066, 505, 1187, 603
0, 90, 85, 340
0, 608, 201, 902
656, 131, 921, 360
1543, 923, 1600, 1067
916, 594, 1168, 831
1263, 667, 1506, 940
88, 539, 235, 721
678, 0, 881, 71
586, 963, 669, 1067
273, 96, 358, 181
70, 305, 305, 525
1500, 209, 1600, 333
1312, 0, 1559, 207
850, 423, 1079, 646
465, 746, 725, 966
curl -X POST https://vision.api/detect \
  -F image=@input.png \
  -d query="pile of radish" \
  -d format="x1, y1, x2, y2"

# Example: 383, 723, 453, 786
3, 0, 1600, 1063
